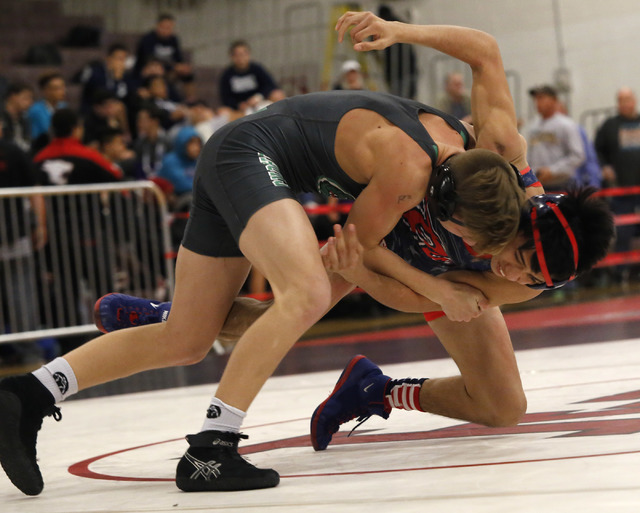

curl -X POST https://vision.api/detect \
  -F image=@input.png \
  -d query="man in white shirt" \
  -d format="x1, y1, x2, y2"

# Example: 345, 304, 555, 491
527, 85, 585, 190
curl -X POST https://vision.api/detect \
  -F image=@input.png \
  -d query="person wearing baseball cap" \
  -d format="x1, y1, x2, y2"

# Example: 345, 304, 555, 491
528, 84, 558, 98
527, 84, 585, 189
333, 59, 366, 90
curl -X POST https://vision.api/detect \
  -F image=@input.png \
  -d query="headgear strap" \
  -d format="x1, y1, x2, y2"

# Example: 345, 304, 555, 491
548, 203, 579, 271
530, 200, 579, 288
530, 207, 553, 288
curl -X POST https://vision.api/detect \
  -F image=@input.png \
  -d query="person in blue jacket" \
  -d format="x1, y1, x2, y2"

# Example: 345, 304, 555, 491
27, 73, 67, 152
157, 125, 202, 195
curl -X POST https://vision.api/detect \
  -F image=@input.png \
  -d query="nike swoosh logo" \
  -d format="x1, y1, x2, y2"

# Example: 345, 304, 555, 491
363, 383, 374, 393
150, 303, 160, 309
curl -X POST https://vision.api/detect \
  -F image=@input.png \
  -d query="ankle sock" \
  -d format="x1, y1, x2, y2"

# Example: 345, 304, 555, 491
32, 357, 79, 403
200, 397, 246, 433
385, 378, 427, 412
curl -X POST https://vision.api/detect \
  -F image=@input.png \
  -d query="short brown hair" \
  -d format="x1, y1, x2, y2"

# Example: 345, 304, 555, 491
450, 149, 526, 254
229, 39, 250, 54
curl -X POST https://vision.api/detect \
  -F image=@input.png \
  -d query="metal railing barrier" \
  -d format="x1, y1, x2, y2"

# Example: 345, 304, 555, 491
0, 181, 174, 344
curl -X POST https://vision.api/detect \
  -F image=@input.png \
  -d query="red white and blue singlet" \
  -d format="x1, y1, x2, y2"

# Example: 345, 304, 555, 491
384, 166, 541, 276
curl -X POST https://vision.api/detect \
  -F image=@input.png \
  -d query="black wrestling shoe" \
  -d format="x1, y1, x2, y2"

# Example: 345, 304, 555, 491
175, 430, 279, 492
0, 375, 61, 496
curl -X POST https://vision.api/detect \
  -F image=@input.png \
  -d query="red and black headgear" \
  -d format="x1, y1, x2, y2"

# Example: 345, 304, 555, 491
523, 194, 579, 290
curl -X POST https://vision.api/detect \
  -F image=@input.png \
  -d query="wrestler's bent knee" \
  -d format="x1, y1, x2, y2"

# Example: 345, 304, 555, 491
484, 392, 527, 427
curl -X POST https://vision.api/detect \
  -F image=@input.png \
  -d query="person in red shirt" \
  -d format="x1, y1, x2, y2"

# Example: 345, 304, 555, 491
34, 108, 122, 185
33, 108, 123, 332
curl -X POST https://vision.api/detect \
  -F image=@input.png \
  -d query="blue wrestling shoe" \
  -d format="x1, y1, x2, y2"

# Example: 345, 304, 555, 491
310, 355, 391, 451
93, 293, 170, 333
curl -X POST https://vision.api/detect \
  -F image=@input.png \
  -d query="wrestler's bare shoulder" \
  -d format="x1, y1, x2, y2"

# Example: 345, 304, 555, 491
419, 111, 469, 150
335, 108, 433, 184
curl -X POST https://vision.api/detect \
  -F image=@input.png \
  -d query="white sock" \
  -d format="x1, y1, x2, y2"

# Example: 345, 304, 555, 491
200, 397, 246, 433
32, 357, 79, 403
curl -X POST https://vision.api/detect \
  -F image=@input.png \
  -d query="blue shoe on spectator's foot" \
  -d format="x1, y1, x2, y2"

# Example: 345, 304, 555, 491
310, 355, 391, 451
93, 293, 170, 333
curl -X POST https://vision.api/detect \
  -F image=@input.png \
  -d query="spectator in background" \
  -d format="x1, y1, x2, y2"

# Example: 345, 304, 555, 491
157, 125, 202, 251
128, 56, 181, 138
0, 123, 46, 367
378, 4, 417, 99
184, 99, 231, 143
133, 104, 172, 179
1, 82, 34, 153
157, 125, 201, 197
576, 127, 602, 188
27, 73, 67, 153
333, 60, 366, 91
98, 127, 136, 178
526, 84, 585, 190
556, 101, 602, 189
435, 72, 471, 122
131, 56, 182, 102
33, 109, 122, 339
219, 40, 285, 115
595, 86, 640, 280
143, 74, 187, 129
83, 89, 128, 147
134, 13, 194, 100
0, 75, 7, 102
78, 43, 131, 114
34, 108, 122, 186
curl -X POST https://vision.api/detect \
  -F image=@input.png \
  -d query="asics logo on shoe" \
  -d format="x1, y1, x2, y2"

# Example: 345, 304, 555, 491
184, 452, 222, 480
206, 405, 222, 419
53, 372, 69, 395
211, 438, 235, 448
363, 383, 374, 393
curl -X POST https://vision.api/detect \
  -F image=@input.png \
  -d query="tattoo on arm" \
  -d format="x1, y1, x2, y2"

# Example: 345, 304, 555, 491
397, 194, 412, 203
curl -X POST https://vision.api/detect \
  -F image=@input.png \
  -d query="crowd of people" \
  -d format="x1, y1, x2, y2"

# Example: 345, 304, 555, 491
436, 74, 640, 286
0, 13, 293, 364
1, 14, 289, 206
0, 7, 637, 363
0, 9, 617, 496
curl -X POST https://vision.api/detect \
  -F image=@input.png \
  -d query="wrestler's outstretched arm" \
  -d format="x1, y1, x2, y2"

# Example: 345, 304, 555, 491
336, 10, 549, 200
336, 11, 521, 163
331, 12, 526, 322
334, 11, 545, 306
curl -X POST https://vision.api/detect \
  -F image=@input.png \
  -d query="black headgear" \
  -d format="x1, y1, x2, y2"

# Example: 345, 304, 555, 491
428, 157, 525, 226
428, 157, 459, 224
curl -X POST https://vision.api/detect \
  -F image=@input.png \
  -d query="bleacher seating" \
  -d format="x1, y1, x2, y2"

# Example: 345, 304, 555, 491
0, 0, 222, 109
